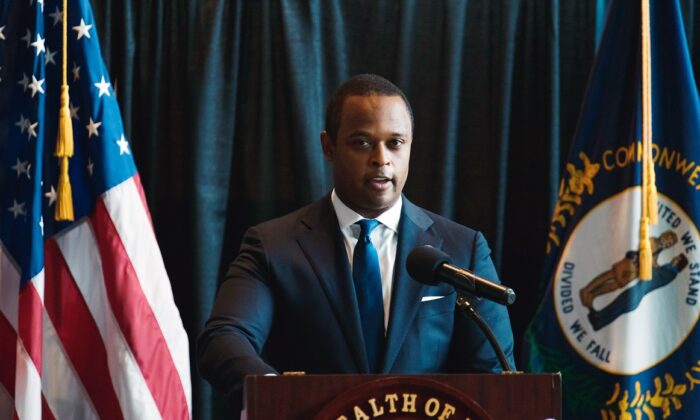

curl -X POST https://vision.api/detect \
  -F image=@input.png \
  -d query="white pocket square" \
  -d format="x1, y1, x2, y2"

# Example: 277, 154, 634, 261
421, 295, 445, 302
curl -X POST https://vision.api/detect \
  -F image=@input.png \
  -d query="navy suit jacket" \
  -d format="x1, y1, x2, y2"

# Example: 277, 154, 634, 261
197, 195, 515, 395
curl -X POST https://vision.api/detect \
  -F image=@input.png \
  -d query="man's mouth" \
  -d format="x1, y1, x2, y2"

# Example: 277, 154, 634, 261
366, 175, 393, 191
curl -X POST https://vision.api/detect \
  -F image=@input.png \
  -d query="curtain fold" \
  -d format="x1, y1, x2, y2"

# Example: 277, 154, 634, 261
89, 1, 700, 417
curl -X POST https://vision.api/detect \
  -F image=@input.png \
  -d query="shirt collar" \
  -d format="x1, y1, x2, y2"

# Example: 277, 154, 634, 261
331, 189, 402, 233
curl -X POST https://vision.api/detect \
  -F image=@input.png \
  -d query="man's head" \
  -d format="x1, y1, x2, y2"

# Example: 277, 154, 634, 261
659, 231, 678, 248
321, 75, 413, 218
324, 74, 414, 142
671, 253, 689, 272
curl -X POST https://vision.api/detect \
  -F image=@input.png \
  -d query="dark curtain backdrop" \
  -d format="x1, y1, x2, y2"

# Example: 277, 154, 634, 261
87, 0, 700, 418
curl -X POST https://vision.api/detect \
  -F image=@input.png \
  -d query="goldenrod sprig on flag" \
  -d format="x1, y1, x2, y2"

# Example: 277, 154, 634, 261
55, 0, 74, 221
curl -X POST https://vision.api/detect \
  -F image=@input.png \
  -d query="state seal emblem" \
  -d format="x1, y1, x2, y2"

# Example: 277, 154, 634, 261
553, 187, 700, 374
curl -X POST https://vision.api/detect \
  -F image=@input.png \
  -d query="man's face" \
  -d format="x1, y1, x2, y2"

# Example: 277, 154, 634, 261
660, 232, 678, 248
321, 94, 412, 218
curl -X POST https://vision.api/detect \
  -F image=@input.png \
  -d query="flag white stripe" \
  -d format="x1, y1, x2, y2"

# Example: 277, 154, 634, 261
55, 219, 162, 420
0, 242, 20, 418
0, 243, 20, 330
42, 310, 98, 420
102, 178, 192, 411
14, 338, 42, 420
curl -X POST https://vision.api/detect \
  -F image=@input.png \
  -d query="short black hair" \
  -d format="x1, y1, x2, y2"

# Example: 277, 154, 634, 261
324, 74, 414, 141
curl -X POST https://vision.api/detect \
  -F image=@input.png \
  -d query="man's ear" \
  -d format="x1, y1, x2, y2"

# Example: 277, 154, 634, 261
320, 131, 334, 161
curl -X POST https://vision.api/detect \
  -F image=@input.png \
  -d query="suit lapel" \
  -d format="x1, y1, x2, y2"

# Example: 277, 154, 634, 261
381, 198, 442, 372
295, 197, 368, 372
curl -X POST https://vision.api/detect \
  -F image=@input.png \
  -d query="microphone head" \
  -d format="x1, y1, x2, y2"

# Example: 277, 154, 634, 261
406, 245, 453, 285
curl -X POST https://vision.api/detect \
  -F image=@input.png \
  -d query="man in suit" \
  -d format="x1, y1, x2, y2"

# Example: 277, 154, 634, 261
197, 74, 515, 400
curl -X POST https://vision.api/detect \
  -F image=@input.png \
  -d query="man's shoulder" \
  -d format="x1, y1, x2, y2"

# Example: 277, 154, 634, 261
254, 196, 331, 234
404, 199, 491, 271
405, 199, 479, 239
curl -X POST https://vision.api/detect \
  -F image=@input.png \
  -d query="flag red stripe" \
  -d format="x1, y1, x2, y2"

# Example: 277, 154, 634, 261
43, 238, 124, 420
17, 283, 42, 371
90, 199, 189, 420
41, 395, 55, 420
0, 312, 16, 397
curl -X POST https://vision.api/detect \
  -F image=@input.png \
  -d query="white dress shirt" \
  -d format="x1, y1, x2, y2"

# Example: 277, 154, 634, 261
331, 189, 402, 331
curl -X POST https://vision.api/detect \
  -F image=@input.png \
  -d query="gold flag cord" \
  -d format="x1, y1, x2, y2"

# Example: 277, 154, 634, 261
639, 0, 657, 280
55, 0, 74, 221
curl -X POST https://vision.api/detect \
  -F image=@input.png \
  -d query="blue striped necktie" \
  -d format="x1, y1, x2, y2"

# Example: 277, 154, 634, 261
353, 219, 384, 372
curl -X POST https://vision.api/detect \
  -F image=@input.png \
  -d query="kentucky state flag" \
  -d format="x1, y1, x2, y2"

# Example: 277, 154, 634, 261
525, 0, 700, 418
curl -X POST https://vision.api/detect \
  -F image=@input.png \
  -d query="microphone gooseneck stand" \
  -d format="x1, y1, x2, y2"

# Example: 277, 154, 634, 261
455, 294, 513, 373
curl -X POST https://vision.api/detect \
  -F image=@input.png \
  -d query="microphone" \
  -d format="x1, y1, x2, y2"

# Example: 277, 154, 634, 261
406, 245, 516, 306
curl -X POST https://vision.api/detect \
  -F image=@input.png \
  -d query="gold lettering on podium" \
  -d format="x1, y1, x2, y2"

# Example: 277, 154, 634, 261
402, 393, 417, 413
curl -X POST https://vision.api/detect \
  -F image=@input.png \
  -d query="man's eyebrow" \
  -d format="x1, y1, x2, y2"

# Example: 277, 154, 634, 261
348, 130, 409, 137
348, 130, 373, 137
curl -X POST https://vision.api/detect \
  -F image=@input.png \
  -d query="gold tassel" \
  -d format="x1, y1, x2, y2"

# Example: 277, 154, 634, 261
55, 156, 74, 221
647, 160, 658, 225
54, 0, 74, 221
639, 217, 652, 280
55, 86, 74, 157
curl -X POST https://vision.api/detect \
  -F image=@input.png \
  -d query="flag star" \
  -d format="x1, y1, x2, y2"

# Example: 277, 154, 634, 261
31, 34, 46, 56
49, 7, 62, 26
116, 134, 131, 155
45, 185, 57, 206
15, 114, 30, 133
8, 200, 26, 218
27, 121, 38, 139
11, 158, 31, 178
0, 26, 5, 41
37, 0, 44, 12
28, 75, 45, 97
94, 76, 111, 97
71, 62, 80, 81
18, 73, 29, 91
86, 118, 101, 138
87, 158, 94, 176
72, 19, 92, 40
69, 102, 79, 120
44, 46, 57, 66
21, 29, 32, 47
39, 216, 44, 236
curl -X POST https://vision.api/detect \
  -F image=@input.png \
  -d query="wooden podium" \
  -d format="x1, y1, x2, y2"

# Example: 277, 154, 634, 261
243, 373, 561, 419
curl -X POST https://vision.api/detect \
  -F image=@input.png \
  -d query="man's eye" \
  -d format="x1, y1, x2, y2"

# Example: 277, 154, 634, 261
389, 139, 404, 148
353, 139, 371, 147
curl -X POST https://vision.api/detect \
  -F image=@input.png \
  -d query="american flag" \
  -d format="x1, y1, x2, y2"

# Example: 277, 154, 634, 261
0, 0, 192, 419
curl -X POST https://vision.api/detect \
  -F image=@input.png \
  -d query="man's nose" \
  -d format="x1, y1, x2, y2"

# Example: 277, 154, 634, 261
371, 144, 390, 166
